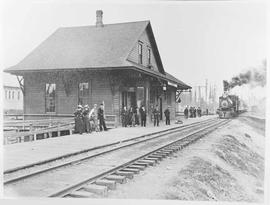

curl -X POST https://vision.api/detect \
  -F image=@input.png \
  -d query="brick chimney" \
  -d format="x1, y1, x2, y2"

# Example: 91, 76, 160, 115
96, 10, 104, 27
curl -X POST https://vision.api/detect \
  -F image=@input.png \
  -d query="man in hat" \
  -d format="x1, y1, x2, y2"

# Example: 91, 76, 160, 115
164, 106, 170, 125
89, 104, 98, 132
197, 107, 202, 117
74, 105, 84, 134
153, 105, 160, 127
184, 106, 189, 119
139, 105, 147, 127
121, 106, 128, 127
189, 106, 193, 118
97, 103, 107, 131
82, 105, 90, 133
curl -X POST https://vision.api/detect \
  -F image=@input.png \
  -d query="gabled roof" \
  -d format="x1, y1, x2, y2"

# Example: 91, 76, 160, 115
5, 21, 150, 72
4, 20, 191, 89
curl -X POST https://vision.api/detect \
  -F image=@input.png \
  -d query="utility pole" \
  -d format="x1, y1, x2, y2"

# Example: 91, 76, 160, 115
194, 87, 197, 106
198, 86, 202, 107
205, 79, 208, 104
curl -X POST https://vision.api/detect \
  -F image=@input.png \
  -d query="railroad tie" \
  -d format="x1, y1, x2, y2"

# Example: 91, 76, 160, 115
157, 150, 172, 155
68, 190, 97, 198
169, 146, 181, 151
133, 161, 150, 167
174, 144, 183, 149
128, 165, 145, 170
152, 152, 167, 158
137, 159, 156, 166
163, 148, 176, 153
149, 154, 165, 160
115, 171, 134, 179
180, 142, 189, 147
145, 156, 161, 162
82, 184, 108, 196
95, 179, 116, 190
104, 175, 127, 184
120, 168, 140, 174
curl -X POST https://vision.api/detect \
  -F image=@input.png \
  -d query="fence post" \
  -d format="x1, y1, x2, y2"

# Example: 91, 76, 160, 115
33, 133, 37, 141
23, 114, 25, 131
114, 115, 117, 128
29, 123, 34, 141
69, 122, 73, 135
57, 123, 61, 137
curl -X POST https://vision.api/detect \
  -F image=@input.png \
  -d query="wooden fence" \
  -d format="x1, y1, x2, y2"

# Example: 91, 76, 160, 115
3, 115, 117, 145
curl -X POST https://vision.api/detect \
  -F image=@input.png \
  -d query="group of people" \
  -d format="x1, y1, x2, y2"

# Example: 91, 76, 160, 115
121, 105, 171, 127
121, 106, 147, 127
152, 105, 171, 126
184, 106, 202, 118
74, 103, 174, 134
74, 103, 107, 134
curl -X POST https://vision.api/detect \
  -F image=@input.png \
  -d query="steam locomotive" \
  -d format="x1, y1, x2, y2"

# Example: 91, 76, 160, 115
217, 93, 240, 118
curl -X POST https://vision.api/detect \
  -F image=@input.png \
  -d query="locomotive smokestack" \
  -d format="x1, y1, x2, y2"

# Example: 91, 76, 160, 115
223, 80, 230, 92
96, 10, 104, 27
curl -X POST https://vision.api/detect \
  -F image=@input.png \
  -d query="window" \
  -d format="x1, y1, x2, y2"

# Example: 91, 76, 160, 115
9, 91, 11, 99
78, 82, 89, 105
147, 48, 151, 66
45, 83, 56, 113
138, 42, 143, 64
18, 91, 20, 100
5, 90, 7, 99
12, 91, 14, 99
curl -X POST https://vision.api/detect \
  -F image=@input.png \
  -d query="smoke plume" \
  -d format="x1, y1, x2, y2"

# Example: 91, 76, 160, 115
223, 62, 266, 91
224, 60, 267, 117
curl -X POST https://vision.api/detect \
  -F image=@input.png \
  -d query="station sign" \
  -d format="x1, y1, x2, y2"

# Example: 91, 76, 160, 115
168, 81, 177, 88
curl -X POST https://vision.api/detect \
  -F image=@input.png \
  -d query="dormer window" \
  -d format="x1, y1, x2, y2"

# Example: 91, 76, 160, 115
147, 48, 151, 66
138, 42, 143, 64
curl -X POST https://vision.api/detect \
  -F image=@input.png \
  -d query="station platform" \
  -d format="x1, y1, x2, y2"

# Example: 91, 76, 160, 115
4, 115, 216, 172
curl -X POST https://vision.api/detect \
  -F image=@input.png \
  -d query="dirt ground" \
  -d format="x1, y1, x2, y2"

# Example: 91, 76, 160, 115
107, 116, 265, 202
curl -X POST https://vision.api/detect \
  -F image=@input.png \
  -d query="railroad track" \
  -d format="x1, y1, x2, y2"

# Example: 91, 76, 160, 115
4, 118, 229, 197
4, 118, 216, 184
50, 119, 230, 198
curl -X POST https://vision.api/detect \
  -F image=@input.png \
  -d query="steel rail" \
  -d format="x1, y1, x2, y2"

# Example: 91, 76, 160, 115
4, 118, 215, 175
4, 118, 217, 185
48, 119, 230, 198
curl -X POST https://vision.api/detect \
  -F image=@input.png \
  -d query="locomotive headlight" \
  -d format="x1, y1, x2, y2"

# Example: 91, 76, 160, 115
221, 100, 229, 108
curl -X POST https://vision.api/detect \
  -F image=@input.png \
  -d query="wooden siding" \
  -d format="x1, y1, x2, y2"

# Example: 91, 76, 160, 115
127, 29, 159, 72
24, 71, 119, 117
24, 74, 46, 114
23, 70, 176, 123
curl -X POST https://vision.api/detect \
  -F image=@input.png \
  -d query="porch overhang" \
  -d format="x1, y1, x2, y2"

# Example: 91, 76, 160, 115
5, 63, 192, 91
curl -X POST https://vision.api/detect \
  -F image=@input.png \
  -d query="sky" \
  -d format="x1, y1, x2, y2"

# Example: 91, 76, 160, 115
0, 0, 267, 96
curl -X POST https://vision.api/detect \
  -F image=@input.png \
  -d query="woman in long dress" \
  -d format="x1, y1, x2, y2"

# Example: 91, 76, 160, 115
74, 105, 84, 134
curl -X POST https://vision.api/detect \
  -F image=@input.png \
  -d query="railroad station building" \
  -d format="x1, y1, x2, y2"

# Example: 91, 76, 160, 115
5, 10, 191, 125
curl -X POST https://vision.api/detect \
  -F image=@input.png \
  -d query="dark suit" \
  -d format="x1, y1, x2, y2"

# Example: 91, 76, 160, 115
121, 108, 128, 127
164, 108, 170, 125
98, 108, 107, 131
140, 108, 147, 127
82, 109, 90, 133
74, 109, 84, 134
153, 108, 160, 126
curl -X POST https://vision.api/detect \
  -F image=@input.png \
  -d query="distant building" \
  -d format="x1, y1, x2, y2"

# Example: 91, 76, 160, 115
4, 10, 191, 123
3, 85, 23, 114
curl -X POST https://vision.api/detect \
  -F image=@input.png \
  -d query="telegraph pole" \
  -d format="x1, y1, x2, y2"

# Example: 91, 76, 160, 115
198, 86, 201, 107
205, 79, 208, 104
